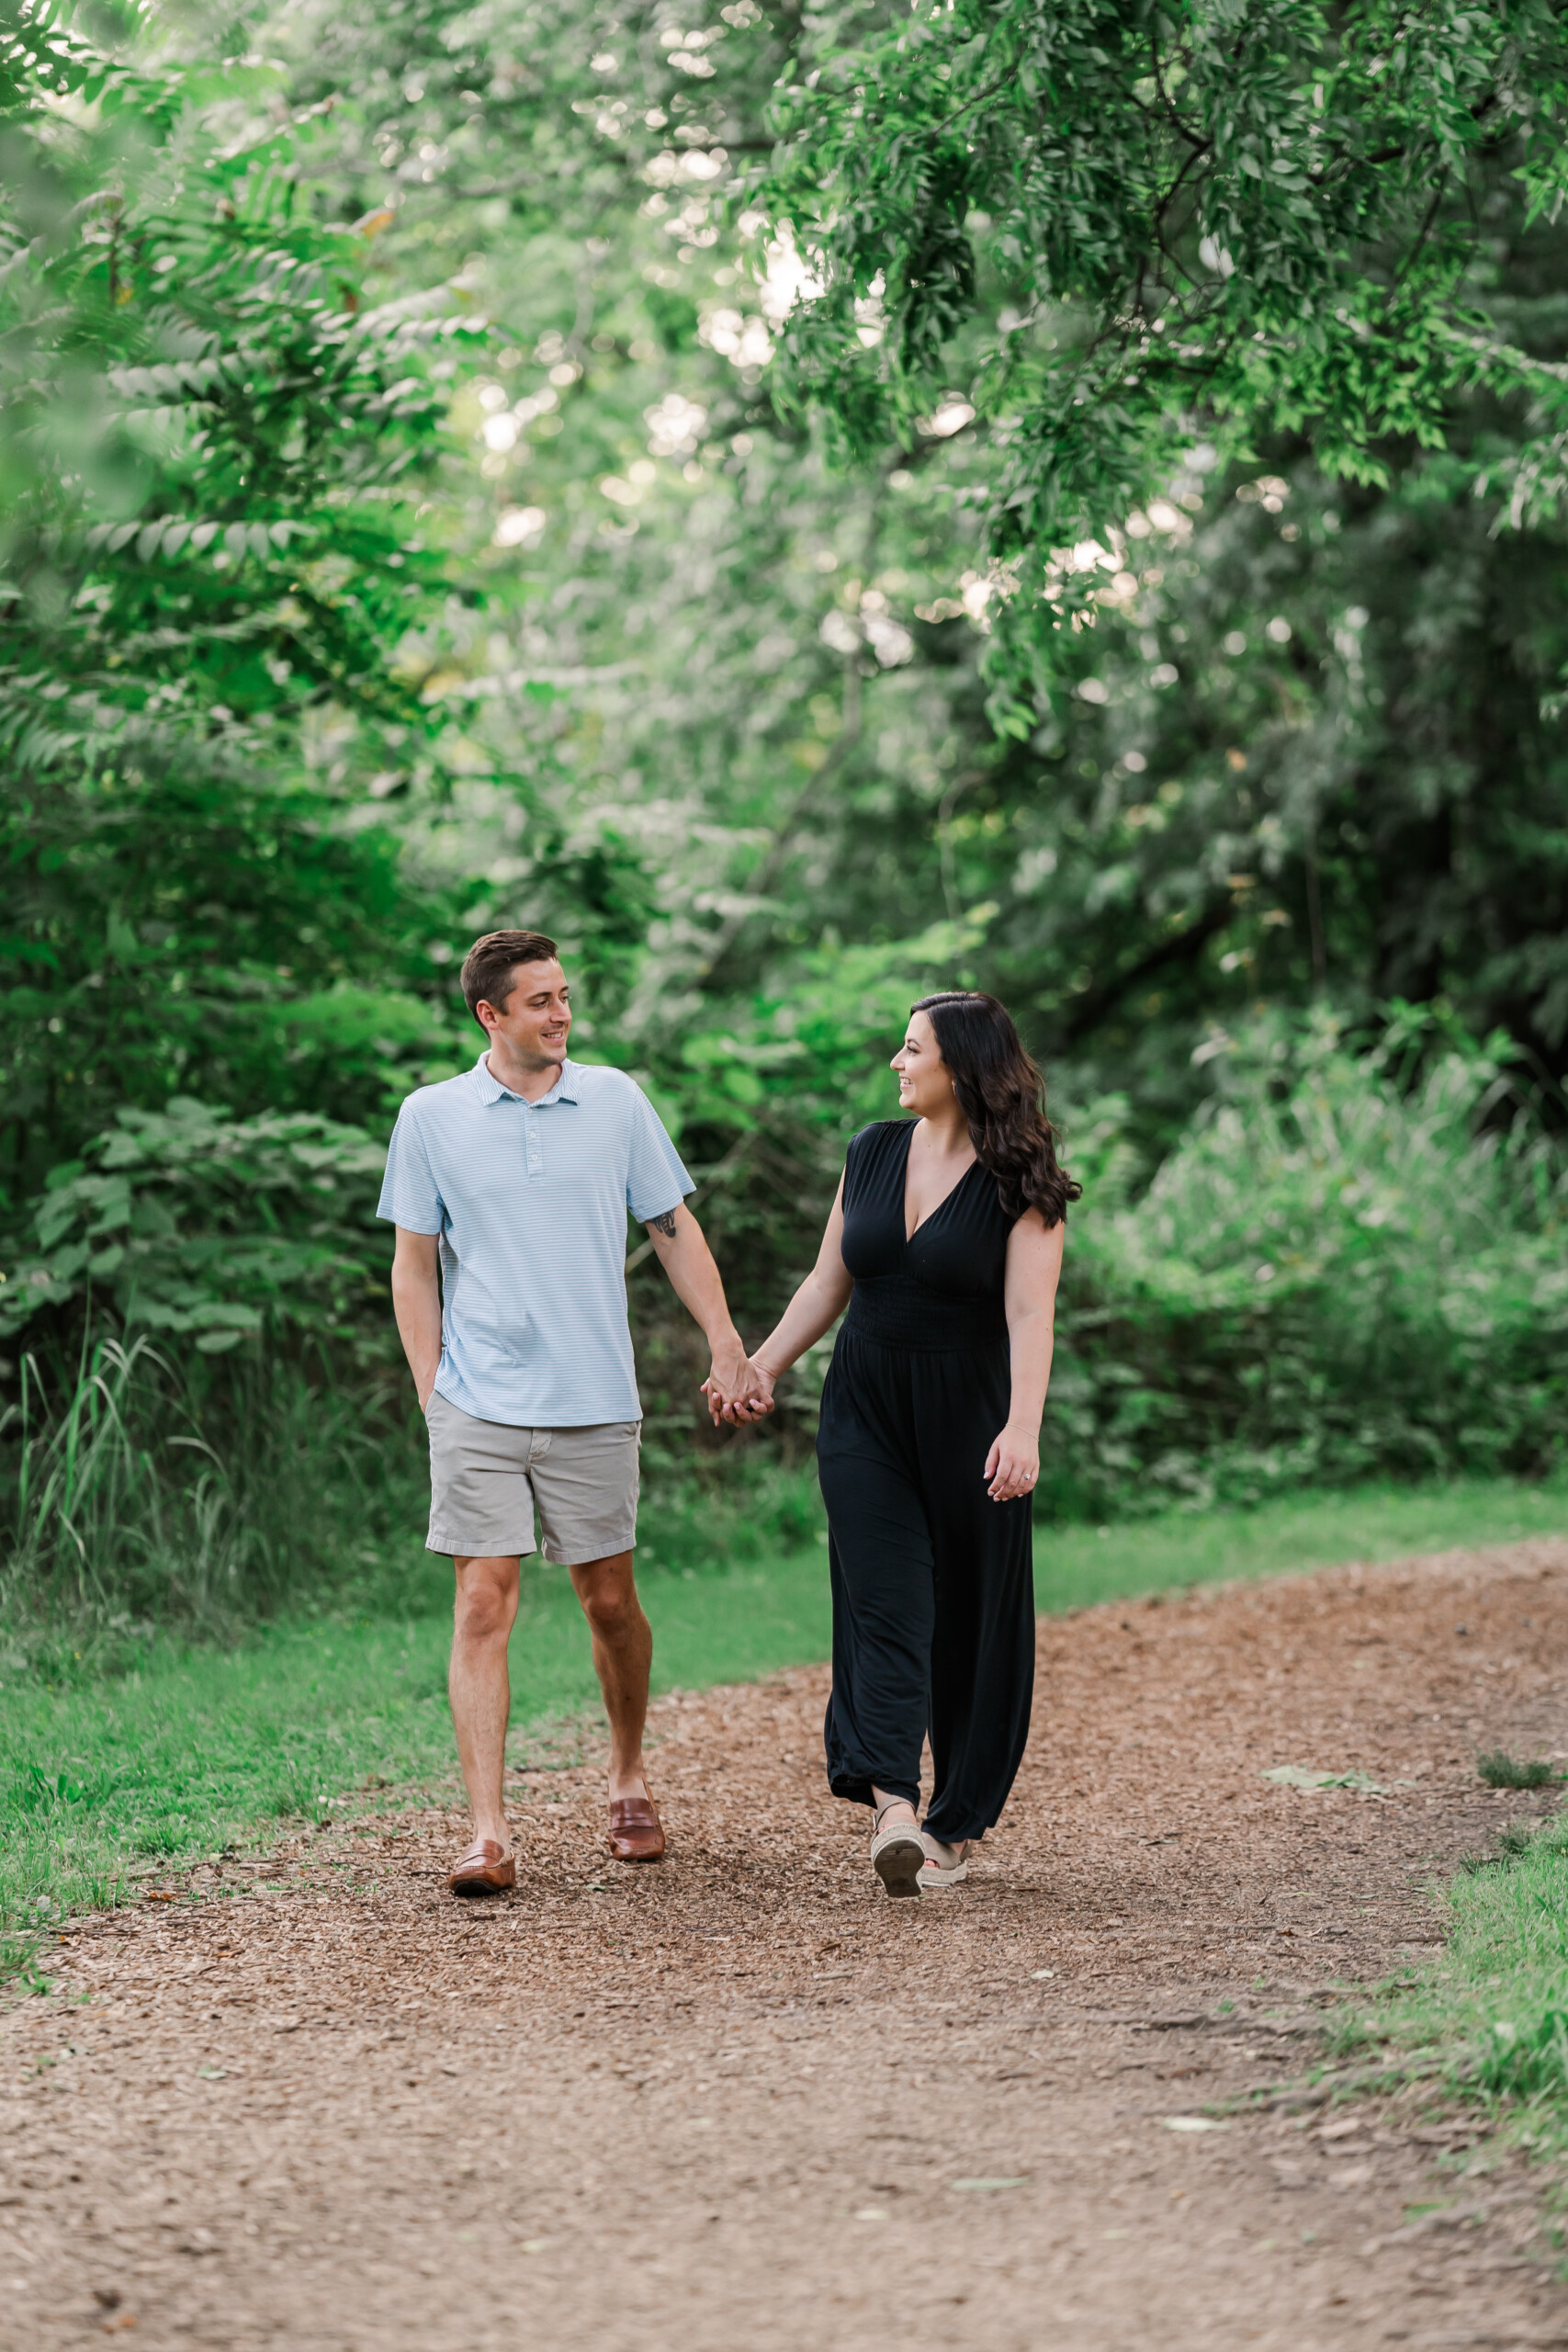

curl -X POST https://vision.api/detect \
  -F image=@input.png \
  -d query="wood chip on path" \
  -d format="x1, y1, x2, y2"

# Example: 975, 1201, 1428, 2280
5, 1538, 1568, 2351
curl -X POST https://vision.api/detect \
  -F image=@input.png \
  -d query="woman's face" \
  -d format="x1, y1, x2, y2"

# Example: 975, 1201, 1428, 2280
891, 1011, 951, 1117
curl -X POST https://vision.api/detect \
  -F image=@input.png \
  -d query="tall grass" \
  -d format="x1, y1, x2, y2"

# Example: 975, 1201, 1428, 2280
0, 1335, 422, 1663
6, 1338, 234, 1621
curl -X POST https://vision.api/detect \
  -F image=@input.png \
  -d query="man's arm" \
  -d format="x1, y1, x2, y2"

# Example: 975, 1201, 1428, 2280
643, 1203, 771, 1416
390, 1227, 443, 1408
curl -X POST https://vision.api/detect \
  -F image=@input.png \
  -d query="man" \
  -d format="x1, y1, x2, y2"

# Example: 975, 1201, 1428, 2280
378, 928, 767, 1893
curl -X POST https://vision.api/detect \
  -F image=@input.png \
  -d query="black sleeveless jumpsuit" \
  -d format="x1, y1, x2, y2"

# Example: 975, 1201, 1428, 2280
816, 1119, 1035, 1845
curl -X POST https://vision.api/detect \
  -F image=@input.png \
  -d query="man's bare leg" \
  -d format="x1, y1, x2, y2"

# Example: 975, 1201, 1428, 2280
570, 1550, 652, 1804
450, 1553, 521, 1847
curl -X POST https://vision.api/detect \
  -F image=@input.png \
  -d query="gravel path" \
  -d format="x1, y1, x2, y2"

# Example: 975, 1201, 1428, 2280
6, 1539, 1568, 2351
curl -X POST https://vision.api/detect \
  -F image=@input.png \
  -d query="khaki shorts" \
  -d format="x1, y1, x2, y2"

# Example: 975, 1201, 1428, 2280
424, 1393, 640, 1564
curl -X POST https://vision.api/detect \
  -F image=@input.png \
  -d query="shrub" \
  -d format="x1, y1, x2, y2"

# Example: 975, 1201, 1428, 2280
1043, 1010, 1568, 1516
0, 1099, 391, 1355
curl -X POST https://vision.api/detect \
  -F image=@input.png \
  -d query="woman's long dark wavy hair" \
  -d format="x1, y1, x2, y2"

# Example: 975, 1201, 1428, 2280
911, 991, 1081, 1227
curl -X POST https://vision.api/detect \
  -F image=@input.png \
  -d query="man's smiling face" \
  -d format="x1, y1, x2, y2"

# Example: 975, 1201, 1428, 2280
477, 957, 571, 1072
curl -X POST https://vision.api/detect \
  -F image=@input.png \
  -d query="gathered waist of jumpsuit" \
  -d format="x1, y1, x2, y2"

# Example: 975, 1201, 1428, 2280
841, 1274, 1008, 1355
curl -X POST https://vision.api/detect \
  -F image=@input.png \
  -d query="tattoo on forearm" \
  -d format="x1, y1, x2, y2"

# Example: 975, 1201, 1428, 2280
647, 1208, 679, 1240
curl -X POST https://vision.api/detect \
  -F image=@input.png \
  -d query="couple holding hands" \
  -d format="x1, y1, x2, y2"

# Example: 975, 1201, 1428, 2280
380, 929, 1075, 1901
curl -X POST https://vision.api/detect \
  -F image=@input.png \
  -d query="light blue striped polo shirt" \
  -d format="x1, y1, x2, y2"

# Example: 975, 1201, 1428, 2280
377, 1054, 693, 1426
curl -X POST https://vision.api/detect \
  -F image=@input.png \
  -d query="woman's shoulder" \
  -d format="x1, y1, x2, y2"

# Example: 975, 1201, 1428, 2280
841, 1118, 909, 1198
846, 1118, 910, 1165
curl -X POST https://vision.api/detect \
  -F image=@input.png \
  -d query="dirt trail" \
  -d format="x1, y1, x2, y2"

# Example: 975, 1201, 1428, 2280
6, 1539, 1568, 2352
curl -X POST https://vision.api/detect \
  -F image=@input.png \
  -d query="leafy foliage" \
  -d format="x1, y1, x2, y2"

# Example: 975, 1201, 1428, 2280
955, 446, 1568, 1097
758, 0, 1568, 697
3, 1, 1567, 1638
0, 1098, 389, 1351
0, 4, 483, 1202
1049, 1011, 1568, 1513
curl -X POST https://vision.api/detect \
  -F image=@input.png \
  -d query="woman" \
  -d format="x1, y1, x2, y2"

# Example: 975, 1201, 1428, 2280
728, 991, 1077, 1897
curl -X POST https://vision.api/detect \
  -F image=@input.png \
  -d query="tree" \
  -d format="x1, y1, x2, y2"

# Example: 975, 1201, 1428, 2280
4, 0, 1566, 1566
0, 1, 487, 1205
758, 0, 1568, 709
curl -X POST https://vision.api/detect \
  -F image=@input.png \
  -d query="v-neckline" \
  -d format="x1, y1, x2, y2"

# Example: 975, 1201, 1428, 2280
900, 1120, 978, 1244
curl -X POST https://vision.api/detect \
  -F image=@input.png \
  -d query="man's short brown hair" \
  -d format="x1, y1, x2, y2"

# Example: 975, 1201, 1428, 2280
459, 930, 559, 1023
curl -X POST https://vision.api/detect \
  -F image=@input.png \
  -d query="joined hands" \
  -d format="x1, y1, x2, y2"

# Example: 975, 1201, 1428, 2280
700, 1351, 776, 1428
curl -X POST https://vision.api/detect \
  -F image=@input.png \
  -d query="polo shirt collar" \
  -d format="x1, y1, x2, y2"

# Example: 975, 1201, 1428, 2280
472, 1052, 580, 1107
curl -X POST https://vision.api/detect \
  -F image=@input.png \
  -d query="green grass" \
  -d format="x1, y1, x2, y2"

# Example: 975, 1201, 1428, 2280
4, 1470, 1564, 1986
1335, 1813, 1568, 2153
1034, 1472, 1568, 1612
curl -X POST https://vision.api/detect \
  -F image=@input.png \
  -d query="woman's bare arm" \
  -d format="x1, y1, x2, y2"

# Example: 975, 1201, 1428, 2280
709, 1176, 853, 1424
984, 1207, 1066, 1501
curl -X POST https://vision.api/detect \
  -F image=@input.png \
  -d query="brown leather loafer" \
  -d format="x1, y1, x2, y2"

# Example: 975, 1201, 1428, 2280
608, 1787, 665, 1864
447, 1839, 515, 1895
